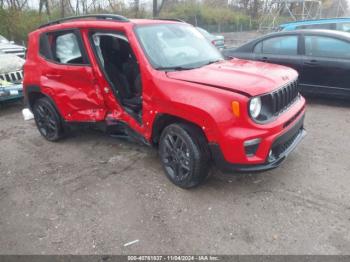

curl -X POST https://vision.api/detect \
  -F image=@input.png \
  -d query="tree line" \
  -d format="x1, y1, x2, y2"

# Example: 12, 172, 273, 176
0, 0, 348, 43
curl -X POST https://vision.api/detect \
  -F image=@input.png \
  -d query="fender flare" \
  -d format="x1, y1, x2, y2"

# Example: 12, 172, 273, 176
25, 85, 61, 117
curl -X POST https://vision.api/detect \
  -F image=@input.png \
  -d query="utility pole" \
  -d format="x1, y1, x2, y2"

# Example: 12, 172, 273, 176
134, 0, 140, 18
153, 0, 158, 18
39, 0, 50, 16
60, 0, 65, 18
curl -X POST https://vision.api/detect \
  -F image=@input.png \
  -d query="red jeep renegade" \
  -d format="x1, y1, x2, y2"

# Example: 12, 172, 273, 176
24, 14, 306, 188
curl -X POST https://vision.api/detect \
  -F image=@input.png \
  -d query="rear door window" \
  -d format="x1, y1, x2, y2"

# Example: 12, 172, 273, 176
55, 33, 83, 64
257, 35, 298, 55
39, 30, 88, 65
304, 35, 350, 59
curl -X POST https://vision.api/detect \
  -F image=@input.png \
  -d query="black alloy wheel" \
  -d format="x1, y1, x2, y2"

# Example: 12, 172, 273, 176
33, 97, 64, 141
159, 123, 210, 188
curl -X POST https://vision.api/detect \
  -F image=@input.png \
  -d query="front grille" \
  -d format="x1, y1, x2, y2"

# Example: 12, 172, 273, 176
1, 49, 26, 58
4, 50, 22, 54
267, 79, 299, 116
0, 70, 23, 84
272, 128, 301, 157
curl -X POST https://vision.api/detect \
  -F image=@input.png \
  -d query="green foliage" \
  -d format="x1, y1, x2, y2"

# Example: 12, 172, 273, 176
160, 2, 257, 32
0, 2, 258, 44
0, 9, 52, 43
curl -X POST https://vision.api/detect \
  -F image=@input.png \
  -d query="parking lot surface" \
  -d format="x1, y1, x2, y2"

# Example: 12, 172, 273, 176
0, 98, 350, 255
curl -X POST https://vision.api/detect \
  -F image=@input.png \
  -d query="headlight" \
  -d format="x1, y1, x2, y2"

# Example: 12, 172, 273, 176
249, 97, 262, 119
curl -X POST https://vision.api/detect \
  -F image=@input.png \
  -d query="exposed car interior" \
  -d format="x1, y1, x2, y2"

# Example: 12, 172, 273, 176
91, 33, 142, 117
54, 32, 85, 64
40, 31, 88, 65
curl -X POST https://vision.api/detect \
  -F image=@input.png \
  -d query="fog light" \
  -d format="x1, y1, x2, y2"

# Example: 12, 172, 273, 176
244, 138, 261, 157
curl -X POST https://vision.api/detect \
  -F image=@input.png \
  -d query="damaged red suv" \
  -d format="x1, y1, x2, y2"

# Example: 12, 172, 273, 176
24, 15, 306, 188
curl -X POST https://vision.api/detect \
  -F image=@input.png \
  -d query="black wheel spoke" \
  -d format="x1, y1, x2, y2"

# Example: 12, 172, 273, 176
166, 160, 174, 169
37, 105, 45, 116
182, 154, 190, 162
47, 119, 56, 130
180, 162, 190, 172
174, 136, 182, 149
34, 101, 60, 140
161, 130, 192, 182
164, 138, 174, 154
173, 161, 180, 178
37, 118, 45, 126
166, 135, 176, 149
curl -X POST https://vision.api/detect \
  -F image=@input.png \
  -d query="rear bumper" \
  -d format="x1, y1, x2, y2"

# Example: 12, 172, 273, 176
210, 114, 306, 172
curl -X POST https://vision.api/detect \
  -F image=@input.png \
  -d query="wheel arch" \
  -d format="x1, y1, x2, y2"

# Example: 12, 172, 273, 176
151, 113, 210, 146
25, 85, 61, 115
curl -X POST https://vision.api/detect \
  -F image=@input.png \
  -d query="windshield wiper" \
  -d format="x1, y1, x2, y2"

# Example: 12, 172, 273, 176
155, 66, 196, 71
201, 59, 223, 67
156, 60, 223, 71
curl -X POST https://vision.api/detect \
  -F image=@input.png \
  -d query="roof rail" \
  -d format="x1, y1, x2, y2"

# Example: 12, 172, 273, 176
38, 14, 129, 29
156, 18, 186, 23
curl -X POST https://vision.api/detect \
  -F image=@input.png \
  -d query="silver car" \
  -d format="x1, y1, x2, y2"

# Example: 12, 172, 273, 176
0, 51, 24, 102
0, 35, 26, 58
196, 27, 225, 50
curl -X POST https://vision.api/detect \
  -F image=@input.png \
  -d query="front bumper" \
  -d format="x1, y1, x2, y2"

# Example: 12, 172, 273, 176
210, 113, 306, 172
0, 84, 23, 102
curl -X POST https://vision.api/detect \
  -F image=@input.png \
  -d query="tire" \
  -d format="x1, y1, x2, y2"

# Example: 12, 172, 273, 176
159, 123, 210, 188
32, 97, 64, 141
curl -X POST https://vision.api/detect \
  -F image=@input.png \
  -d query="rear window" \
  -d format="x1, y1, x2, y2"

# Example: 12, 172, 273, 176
55, 33, 83, 64
39, 30, 88, 65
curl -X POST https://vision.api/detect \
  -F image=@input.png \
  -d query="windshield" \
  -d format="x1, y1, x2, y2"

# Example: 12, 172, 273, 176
0, 35, 10, 44
135, 24, 223, 70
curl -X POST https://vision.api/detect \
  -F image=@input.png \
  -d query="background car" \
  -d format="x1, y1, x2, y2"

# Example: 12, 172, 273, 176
0, 35, 26, 58
196, 27, 225, 50
223, 29, 350, 99
0, 80, 23, 103
278, 17, 350, 32
0, 51, 24, 102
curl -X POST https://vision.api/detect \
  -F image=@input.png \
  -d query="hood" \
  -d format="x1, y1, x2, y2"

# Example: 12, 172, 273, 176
166, 59, 298, 97
0, 54, 25, 73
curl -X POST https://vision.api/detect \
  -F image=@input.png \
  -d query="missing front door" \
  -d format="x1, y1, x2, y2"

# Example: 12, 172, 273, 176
91, 32, 142, 120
